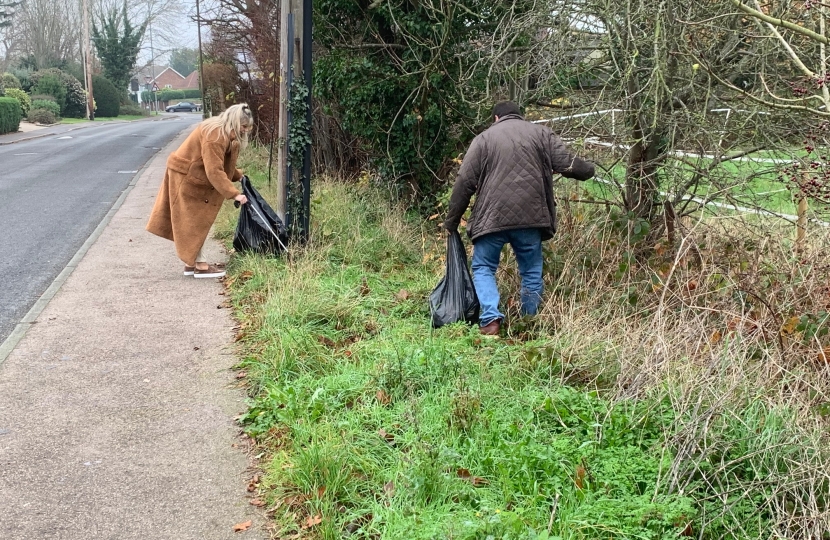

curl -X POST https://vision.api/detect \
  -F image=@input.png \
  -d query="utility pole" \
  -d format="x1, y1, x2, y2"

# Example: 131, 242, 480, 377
82, 0, 94, 120
195, 0, 207, 118
276, 0, 290, 220
149, 18, 157, 114
300, 0, 312, 239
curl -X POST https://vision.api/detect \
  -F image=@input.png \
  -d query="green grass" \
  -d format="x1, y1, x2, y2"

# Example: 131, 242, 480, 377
216, 178, 706, 539
212, 144, 830, 538
59, 114, 149, 125
583, 153, 801, 215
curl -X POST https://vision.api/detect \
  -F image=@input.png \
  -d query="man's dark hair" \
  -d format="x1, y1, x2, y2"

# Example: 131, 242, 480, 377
493, 101, 521, 119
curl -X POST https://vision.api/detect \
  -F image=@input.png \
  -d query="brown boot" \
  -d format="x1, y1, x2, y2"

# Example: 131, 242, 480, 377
480, 319, 501, 336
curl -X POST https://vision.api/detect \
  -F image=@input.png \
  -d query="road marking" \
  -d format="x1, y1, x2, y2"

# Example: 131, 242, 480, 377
117, 170, 138, 174
13, 153, 37, 156
57, 136, 72, 139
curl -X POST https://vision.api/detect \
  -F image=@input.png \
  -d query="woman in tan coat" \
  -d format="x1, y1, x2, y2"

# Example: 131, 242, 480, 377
147, 103, 254, 278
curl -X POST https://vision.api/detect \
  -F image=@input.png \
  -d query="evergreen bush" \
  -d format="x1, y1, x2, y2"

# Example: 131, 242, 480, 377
31, 99, 60, 116
0, 96, 22, 133
28, 108, 58, 125
4, 88, 31, 116
92, 75, 120, 117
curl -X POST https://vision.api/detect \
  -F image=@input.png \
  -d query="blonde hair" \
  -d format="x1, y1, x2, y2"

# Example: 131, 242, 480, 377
201, 103, 254, 151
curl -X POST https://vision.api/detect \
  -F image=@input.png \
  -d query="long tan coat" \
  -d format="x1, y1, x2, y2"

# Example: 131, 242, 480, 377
146, 124, 243, 266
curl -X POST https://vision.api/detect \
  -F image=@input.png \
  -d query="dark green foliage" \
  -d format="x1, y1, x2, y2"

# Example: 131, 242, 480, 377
169, 48, 198, 77
92, 1, 147, 95
92, 75, 120, 117
28, 69, 86, 118
30, 99, 59, 116
314, 0, 535, 198
33, 74, 66, 111
0, 96, 21, 133
151, 89, 201, 102
27, 108, 58, 125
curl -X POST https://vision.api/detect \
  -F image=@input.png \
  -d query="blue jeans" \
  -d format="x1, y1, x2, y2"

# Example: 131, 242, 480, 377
471, 228, 543, 326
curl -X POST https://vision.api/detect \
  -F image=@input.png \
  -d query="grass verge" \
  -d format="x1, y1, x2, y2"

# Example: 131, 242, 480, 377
215, 146, 830, 539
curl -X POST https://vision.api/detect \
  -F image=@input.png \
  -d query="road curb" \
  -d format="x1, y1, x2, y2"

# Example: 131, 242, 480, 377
0, 132, 181, 367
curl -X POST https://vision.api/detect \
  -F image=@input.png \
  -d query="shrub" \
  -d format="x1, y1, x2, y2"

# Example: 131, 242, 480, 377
2, 72, 21, 89
27, 108, 58, 125
0, 96, 22, 134
11, 68, 33, 92
183, 89, 202, 99
92, 75, 120, 117
4, 88, 31, 116
157, 89, 185, 102
33, 73, 66, 112
29, 69, 86, 118
30, 94, 56, 103
118, 103, 150, 117
31, 99, 60, 116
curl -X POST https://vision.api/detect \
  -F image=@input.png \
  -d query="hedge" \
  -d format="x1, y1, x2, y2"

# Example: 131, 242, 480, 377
0, 96, 22, 134
141, 89, 201, 103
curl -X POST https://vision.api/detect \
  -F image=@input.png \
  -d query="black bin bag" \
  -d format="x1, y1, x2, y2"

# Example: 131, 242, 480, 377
429, 230, 480, 328
233, 176, 289, 256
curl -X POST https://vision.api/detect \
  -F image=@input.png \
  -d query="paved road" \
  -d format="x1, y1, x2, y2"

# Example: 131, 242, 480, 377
0, 116, 199, 345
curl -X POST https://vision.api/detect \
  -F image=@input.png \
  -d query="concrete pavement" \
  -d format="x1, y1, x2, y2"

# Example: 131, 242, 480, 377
0, 128, 265, 539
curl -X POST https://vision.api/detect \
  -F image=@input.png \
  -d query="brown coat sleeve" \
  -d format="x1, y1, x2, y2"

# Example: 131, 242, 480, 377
202, 135, 241, 199
444, 136, 485, 231
547, 131, 595, 181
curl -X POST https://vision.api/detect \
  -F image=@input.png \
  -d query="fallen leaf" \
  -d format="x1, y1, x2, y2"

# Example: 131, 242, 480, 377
575, 465, 587, 490
376, 390, 391, 405
233, 520, 252, 532
344, 350, 353, 358
193, 346, 200, 351
317, 486, 326, 498
249, 498, 266, 507
318, 335, 337, 348
395, 289, 410, 301
236, 371, 247, 379
428, 214, 439, 220
457, 468, 489, 486
384, 481, 395, 498
378, 428, 395, 444
781, 316, 800, 335
301, 514, 322, 529
359, 276, 371, 296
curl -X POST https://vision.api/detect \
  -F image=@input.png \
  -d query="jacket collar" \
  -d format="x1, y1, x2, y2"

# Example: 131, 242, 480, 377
496, 113, 525, 123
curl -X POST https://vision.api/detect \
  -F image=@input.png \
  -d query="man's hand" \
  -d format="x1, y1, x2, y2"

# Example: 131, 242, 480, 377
443, 221, 458, 233
234, 194, 248, 205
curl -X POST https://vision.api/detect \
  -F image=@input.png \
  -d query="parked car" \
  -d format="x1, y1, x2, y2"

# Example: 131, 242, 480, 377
165, 101, 200, 113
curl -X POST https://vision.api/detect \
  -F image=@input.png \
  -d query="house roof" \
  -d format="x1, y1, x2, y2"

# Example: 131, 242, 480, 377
180, 71, 200, 90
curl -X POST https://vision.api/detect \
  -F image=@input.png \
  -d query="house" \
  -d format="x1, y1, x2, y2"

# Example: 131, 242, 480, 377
130, 66, 201, 109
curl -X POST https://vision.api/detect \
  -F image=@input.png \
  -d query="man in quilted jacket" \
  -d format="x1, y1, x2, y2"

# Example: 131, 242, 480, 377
444, 101, 595, 335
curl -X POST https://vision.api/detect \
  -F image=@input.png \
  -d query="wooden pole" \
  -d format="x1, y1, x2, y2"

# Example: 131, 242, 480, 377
195, 0, 207, 118
82, 0, 94, 120
276, 0, 290, 220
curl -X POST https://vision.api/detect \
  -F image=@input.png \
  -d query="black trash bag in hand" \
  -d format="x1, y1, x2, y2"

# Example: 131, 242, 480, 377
429, 230, 480, 328
233, 176, 289, 256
